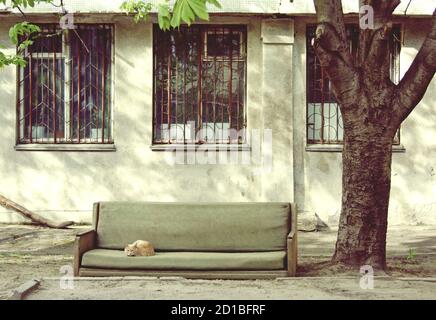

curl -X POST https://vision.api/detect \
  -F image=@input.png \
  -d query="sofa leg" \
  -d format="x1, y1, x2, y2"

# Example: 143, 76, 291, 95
287, 237, 298, 277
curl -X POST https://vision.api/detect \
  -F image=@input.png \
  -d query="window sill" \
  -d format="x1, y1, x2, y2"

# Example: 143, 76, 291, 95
305, 145, 344, 153
150, 144, 252, 152
305, 144, 406, 153
15, 144, 116, 152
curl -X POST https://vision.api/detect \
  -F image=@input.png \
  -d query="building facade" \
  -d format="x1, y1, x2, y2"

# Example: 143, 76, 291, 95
0, 0, 435, 226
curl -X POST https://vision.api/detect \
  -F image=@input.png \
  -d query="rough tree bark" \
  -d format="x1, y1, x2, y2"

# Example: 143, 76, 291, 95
313, 0, 436, 269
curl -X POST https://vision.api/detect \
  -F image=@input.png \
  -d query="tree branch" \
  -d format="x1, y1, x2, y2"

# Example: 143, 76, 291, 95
313, 0, 358, 109
394, 10, 436, 124
358, 0, 401, 83
314, 0, 353, 67
364, 0, 401, 21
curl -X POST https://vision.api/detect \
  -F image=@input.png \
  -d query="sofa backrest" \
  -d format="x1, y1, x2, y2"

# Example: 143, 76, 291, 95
94, 202, 292, 252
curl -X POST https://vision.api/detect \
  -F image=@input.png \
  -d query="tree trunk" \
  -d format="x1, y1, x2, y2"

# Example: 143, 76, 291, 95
333, 129, 394, 270
312, 0, 436, 271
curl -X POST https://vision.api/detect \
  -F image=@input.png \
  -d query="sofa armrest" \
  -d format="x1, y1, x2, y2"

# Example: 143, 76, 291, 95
73, 229, 96, 276
287, 203, 298, 276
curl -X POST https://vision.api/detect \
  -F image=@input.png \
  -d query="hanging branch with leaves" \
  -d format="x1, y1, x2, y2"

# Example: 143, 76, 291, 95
120, 0, 221, 30
0, 0, 221, 67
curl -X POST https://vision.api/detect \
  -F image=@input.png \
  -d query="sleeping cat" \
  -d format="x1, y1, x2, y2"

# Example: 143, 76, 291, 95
124, 240, 155, 257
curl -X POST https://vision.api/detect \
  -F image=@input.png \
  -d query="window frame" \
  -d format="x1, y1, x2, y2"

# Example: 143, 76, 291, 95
16, 23, 115, 147
203, 29, 245, 61
152, 24, 248, 147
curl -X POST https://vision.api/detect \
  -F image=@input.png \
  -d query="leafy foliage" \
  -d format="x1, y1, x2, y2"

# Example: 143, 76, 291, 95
0, 0, 51, 8
9, 21, 40, 44
0, 51, 27, 67
0, 0, 220, 68
120, 0, 154, 23
121, 0, 221, 30
0, 1, 47, 67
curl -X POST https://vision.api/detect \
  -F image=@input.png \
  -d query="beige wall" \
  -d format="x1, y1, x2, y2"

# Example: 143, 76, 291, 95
0, 15, 434, 226
280, 0, 435, 15
0, 16, 295, 223
4, 0, 434, 16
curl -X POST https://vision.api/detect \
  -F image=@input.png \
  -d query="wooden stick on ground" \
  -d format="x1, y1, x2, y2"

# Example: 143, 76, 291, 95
8, 279, 41, 300
0, 194, 74, 229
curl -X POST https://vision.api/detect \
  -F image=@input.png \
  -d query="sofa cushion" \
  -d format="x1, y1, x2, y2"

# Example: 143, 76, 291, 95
81, 249, 286, 271
96, 202, 291, 252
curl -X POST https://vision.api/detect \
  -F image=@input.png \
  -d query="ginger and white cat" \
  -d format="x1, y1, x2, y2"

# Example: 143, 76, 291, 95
124, 240, 155, 257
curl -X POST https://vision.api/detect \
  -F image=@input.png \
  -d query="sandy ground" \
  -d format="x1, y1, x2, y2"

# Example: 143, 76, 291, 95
1, 224, 435, 300
26, 277, 436, 300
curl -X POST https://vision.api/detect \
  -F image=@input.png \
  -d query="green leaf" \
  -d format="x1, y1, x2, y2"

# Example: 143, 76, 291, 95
9, 21, 40, 44
188, 0, 209, 21
158, 3, 171, 31
119, 0, 217, 30
171, 0, 209, 27
206, 0, 221, 8
120, 0, 153, 23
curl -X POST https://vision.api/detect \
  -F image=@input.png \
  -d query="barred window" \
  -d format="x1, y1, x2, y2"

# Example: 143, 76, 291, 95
306, 25, 401, 145
17, 24, 113, 144
153, 25, 247, 145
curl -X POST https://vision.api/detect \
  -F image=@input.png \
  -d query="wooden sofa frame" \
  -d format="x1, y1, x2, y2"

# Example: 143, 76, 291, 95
74, 203, 298, 279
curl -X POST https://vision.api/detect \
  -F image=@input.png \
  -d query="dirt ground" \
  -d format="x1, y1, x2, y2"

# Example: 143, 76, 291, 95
0, 224, 435, 300
24, 276, 436, 300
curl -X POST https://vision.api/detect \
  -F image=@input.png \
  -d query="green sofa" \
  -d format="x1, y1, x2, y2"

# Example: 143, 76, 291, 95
74, 202, 298, 279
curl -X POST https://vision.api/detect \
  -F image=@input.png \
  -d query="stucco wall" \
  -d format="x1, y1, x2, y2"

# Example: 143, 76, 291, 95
0, 16, 294, 223
2, 0, 433, 16
292, 17, 436, 226
0, 15, 434, 226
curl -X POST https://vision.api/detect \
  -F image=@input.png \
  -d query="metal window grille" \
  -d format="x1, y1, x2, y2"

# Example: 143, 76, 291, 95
153, 25, 247, 145
17, 24, 113, 144
306, 25, 402, 145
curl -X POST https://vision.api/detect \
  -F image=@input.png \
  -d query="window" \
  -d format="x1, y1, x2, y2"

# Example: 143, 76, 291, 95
153, 25, 247, 145
306, 25, 401, 145
17, 24, 113, 144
